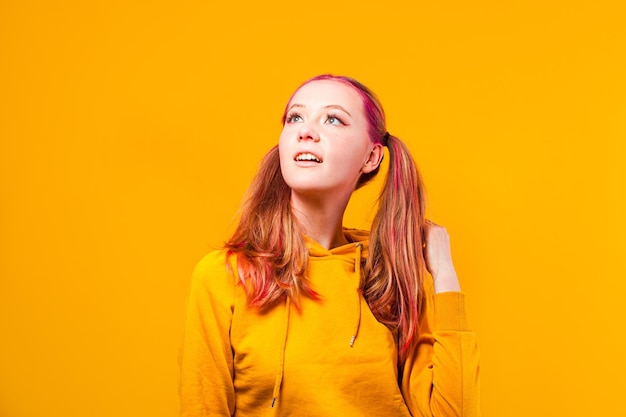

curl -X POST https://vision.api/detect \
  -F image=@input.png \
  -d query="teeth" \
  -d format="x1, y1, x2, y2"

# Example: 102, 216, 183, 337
295, 153, 321, 162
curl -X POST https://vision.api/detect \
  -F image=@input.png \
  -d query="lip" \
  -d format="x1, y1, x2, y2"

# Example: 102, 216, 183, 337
293, 150, 323, 164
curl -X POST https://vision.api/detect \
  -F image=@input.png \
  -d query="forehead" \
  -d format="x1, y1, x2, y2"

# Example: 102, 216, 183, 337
289, 80, 364, 111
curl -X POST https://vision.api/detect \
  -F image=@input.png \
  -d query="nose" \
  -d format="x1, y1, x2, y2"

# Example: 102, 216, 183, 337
298, 124, 320, 142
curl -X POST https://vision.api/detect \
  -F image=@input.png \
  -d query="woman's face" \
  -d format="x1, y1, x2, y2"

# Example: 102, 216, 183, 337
278, 80, 383, 199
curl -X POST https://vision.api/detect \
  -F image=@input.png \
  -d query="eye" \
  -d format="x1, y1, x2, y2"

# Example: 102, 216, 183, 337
325, 114, 345, 125
286, 112, 303, 123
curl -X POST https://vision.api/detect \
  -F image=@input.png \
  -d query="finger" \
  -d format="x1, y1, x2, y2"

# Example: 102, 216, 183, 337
422, 220, 433, 247
425, 219, 439, 227
422, 221, 431, 243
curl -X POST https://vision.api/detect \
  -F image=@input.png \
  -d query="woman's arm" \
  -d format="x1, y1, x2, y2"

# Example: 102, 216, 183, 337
401, 223, 481, 416
179, 251, 236, 417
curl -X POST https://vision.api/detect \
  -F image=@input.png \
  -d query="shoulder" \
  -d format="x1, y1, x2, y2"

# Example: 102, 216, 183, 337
193, 249, 230, 275
190, 249, 238, 295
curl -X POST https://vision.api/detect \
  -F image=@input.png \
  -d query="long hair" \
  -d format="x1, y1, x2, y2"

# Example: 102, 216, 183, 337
225, 75, 427, 358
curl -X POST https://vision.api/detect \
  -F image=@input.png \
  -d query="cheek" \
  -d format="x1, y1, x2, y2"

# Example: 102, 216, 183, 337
326, 151, 365, 182
278, 127, 293, 149
340, 140, 370, 168
278, 134, 288, 156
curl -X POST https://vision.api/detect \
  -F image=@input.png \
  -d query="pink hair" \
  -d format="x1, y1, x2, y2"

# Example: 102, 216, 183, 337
225, 74, 427, 359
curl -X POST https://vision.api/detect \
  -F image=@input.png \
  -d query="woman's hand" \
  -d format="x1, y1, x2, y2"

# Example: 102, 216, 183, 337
424, 221, 462, 293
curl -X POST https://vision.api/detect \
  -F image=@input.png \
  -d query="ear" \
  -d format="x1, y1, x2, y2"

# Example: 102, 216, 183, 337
361, 143, 385, 174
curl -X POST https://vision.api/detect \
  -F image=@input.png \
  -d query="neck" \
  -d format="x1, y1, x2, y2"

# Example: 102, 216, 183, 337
290, 191, 351, 250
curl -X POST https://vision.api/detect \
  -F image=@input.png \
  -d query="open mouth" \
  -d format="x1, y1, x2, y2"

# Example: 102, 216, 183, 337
295, 152, 322, 163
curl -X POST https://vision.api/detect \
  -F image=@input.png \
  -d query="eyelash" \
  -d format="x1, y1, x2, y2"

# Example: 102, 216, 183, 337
285, 112, 346, 125
325, 113, 345, 125
285, 112, 303, 123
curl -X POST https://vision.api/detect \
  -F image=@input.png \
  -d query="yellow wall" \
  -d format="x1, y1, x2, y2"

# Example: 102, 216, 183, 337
1, 1, 624, 416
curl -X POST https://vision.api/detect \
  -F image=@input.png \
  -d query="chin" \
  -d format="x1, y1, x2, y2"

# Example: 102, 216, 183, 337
285, 181, 328, 194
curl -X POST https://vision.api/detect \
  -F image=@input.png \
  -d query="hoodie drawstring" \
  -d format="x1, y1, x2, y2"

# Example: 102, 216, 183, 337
271, 296, 291, 408
350, 242, 364, 347
272, 240, 365, 407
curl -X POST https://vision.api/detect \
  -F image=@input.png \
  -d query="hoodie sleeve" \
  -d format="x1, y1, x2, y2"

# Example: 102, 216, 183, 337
179, 251, 236, 417
401, 286, 481, 417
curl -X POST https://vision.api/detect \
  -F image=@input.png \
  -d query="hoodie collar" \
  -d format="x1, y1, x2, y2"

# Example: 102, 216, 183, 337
303, 228, 370, 258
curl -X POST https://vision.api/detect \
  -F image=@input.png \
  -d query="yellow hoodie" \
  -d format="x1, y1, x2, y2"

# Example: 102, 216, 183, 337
179, 229, 480, 416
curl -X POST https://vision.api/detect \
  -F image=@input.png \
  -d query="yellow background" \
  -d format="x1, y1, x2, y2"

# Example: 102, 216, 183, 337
1, 1, 624, 416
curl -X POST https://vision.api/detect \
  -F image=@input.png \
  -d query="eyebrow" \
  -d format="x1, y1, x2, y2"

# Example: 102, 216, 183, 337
287, 103, 352, 117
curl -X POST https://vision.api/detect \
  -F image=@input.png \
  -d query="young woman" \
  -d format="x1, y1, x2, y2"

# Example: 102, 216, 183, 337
179, 75, 480, 416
